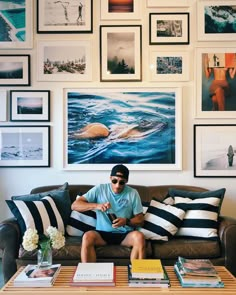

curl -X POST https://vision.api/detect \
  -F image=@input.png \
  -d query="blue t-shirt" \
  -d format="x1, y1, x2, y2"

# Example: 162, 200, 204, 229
84, 184, 143, 233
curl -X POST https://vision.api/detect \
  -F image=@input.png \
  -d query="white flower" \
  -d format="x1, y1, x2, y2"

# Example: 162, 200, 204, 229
46, 226, 65, 249
22, 228, 39, 251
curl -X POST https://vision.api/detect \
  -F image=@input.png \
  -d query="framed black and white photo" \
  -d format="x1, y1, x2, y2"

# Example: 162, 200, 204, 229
10, 90, 50, 122
194, 124, 236, 177
0, 90, 7, 122
198, 0, 236, 41
100, 0, 141, 20
37, 0, 93, 33
37, 41, 92, 82
149, 51, 190, 81
100, 25, 142, 81
0, 126, 50, 168
147, 0, 189, 7
0, 55, 30, 86
149, 13, 189, 45
0, 0, 33, 49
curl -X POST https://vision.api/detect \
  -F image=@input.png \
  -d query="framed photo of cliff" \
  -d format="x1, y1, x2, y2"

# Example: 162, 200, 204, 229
37, 0, 93, 33
63, 87, 182, 171
147, 0, 189, 7
100, 25, 142, 82
195, 47, 236, 118
194, 124, 236, 177
198, 0, 236, 41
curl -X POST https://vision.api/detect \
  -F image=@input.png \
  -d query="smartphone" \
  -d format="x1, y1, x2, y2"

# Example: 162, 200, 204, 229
107, 213, 117, 223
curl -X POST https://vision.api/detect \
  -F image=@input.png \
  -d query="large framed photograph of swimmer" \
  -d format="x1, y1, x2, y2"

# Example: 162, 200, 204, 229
195, 47, 236, 118
194, 124, 236, 177
0, 0, 33, 49
37, 0, 93, 34
197, 0, 236, 41
63, 87, 182, 171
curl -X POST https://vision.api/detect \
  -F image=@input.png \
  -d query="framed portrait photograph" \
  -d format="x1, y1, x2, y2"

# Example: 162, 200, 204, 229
37, 40, 92, 82
198, 0, 236, 41
63, 87, 182, 171
0, 55, 30, 86
37, 0, 93, 33
149, 13, 189, 45
0, 0, 33, 49
0, 126, 50, 168
147, 0, 189, 7
149, 51, 190, 82
194, 124, 236, 177
10, 90, 50, 122
100, 0, 141, 20
0, 90, 7, 122
100, 25, 142, 82
195, 48, 236, 118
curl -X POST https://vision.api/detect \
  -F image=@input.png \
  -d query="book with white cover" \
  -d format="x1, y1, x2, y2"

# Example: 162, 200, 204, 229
13, 264, 61, 287
73, 262, 114, 282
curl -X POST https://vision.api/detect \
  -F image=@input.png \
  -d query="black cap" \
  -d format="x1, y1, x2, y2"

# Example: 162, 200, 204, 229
110, 164, 129, 180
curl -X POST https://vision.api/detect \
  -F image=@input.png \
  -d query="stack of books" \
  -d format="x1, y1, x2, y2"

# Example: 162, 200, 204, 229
174, 256, 224, 288
128, 259, 170, 287
13, 264, 61, 287
71, 262, 115, 286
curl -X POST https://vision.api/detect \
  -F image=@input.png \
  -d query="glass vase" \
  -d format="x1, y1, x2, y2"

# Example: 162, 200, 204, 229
37, 246, 52, 268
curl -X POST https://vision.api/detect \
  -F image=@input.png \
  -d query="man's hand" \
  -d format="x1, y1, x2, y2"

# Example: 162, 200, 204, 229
97, 202, 111, 212
112, 217, 126, 228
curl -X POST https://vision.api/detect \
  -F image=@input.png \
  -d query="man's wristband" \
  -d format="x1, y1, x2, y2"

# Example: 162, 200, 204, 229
126, 218, 132, 226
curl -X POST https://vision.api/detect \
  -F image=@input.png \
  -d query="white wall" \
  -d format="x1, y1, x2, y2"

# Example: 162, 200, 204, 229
1, 1, 236, 221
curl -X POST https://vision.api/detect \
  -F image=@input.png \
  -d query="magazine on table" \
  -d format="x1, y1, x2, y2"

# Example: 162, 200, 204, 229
130, 259, 164, 279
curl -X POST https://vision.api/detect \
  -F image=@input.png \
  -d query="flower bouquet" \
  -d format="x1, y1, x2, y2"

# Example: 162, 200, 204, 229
22, 226, 65, 268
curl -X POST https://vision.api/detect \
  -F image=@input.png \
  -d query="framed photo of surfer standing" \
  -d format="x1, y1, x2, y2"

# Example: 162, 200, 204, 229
63, 87, 182, 171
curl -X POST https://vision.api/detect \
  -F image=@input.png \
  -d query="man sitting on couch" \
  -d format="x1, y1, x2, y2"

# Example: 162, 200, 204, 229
71, 164, 146, 262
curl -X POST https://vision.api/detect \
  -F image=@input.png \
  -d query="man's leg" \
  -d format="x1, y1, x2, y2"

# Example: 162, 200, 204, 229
121, 231, 146, 260
81, 230, 107, 262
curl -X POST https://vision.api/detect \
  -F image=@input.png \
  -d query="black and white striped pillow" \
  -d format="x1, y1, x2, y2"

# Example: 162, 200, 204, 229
139, 199, 186, 241
66, 210, 96, 236
6, 196, 65, 235
169, 188, 226, 240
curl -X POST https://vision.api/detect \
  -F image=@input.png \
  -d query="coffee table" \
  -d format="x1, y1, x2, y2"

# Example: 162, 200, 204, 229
1, 266, 236, 295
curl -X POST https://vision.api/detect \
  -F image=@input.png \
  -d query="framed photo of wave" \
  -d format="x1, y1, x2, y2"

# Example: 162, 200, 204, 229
0, 0, 33, 49
0, 125, 50, 168
63, 87, 182, 171
10, 90, 50, 122
147, 0, 189, 7
198, 0, 236, 41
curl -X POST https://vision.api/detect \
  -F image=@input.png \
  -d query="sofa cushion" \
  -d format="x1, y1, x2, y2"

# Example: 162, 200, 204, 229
66, 210, 96, 236
6, 196, 65, 236
11, 182, 71, 227
139, 199, 186, 241
168, 188, 226, 240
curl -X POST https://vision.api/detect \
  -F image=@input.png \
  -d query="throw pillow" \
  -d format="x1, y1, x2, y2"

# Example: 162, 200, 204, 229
66, 210, 96, 236
11, 182, 71, 227
139, 199, 186, 241
142, 201, 150, 214
168, 188, 226, 240
6, 196, 65, 236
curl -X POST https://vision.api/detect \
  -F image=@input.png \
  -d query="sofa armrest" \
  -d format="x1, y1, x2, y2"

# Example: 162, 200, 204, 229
218, 215, 236, 277
0, 218, 21, 283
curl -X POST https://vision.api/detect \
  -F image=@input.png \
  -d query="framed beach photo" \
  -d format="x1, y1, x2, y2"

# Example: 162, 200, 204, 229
37, 0, 93, 33
198, 0, 236, 41
0, 0, 33, 49
147, 0, 189, 7
63, 87, 182, 171
195, 47, 236, 118
149, 13, 189, 45
0, 125, 50, 168
0, 90, 7, 122
0, 55, 30, 86
100, 0, 141, 20
194, 124, 236, 177
149, 51, 190, 82
10, 90, 50, 122
37, 40, 92, 82
100, 25, 142, 82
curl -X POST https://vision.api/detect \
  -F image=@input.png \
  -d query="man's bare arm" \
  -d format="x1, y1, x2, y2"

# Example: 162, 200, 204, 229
71, 196, 110, 212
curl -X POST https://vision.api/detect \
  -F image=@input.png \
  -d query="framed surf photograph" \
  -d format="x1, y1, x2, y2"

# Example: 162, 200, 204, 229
100, 0, 141, 20
147, 0, 189, 7
198, 0, 236, 41
63, 87, 182, 171
194, 124, 236, 177
100, 25, 142, 81
10, 90, 50, 122
37, 0, 93, 33
0, 0, 33, 49
0, 125, 50, 168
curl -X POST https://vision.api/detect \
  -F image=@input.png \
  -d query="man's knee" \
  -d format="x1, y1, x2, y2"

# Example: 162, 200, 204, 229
82, 231, 97, 245
132, 231, 146, 246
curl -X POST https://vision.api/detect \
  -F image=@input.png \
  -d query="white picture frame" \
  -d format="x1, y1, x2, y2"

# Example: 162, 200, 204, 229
147, 0, 189, 7
0, 90, 7, 122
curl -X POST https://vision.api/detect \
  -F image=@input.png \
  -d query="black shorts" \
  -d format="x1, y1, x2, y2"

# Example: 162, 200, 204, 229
96, 230, 128, 245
